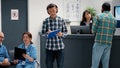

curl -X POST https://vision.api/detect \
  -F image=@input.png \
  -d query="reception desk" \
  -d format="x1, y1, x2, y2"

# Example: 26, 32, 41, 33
40, 33, 120, 68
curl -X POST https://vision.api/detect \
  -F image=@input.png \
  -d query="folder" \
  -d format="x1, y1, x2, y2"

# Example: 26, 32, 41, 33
47, 29, 60, 38
14, 47, 26, 60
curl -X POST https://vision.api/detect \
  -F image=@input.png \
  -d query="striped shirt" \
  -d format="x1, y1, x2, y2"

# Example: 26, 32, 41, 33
41, 16, 68, 50
92, 11, 117, 45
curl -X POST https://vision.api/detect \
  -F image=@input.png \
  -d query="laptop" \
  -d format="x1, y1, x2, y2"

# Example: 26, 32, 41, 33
14, 47, 26, 60
70, 26, 91, 34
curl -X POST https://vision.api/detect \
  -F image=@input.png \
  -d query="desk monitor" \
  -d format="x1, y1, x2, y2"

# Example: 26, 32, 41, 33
114, 6, 120, 28
114, 6, 120, 20
70, 26, 91, 34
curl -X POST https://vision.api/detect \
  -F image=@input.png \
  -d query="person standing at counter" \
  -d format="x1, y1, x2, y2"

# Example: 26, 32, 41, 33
91, 2, 117, 68
80, 10, 93, 33
80, 10, 93, 26
41, 3, 67, 68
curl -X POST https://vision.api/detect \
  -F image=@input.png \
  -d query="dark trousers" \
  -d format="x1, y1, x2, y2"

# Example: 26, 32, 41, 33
46, 49, 64, 68
0, 66, 7, 68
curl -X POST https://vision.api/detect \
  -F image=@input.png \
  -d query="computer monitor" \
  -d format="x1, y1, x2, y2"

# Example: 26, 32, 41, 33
114, 6, 120, 28
70, 26, 91, 34
114, 6, 120, 20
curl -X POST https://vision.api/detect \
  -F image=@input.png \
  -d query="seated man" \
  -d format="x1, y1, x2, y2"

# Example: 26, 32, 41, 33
0, 32, 11, 68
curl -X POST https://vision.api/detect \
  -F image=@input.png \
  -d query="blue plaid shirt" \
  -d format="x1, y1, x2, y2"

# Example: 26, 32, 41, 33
92, 11, 117, 45
41, 16, 68, 50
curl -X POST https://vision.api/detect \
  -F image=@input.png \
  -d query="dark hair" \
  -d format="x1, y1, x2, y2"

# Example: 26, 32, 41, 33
22, 32, 33, 44
102, 2, 111, 11
46, 3, 58, 14
80, 10, 92, 25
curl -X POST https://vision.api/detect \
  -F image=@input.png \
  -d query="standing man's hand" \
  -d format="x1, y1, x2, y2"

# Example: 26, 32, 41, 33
47, 29, 52, 34
57, 32, 63, 37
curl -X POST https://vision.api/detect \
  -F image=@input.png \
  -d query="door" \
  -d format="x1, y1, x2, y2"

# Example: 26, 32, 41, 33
1, 0, 28, 60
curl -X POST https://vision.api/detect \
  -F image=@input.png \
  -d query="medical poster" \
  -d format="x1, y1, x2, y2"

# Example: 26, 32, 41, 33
64, 0, 81, 21
11, 9, 19, 20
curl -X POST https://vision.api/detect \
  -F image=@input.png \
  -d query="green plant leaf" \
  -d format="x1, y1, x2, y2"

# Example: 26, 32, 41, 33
86, 7, 97, 17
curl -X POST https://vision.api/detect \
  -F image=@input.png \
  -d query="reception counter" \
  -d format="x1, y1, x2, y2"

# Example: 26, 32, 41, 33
40, 33, 120, 68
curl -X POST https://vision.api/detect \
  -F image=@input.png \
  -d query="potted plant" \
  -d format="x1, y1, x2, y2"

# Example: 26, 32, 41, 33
86, 7, 97, 17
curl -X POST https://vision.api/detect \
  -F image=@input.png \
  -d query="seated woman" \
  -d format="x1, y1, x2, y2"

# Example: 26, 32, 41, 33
80, 10, 93, 26
14, 32, 37, 68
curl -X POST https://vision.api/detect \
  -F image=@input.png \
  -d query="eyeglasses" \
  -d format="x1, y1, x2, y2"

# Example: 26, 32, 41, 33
0, 36, 4, 39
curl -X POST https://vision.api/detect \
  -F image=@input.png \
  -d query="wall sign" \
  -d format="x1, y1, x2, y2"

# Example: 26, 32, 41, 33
11, 9, 19, 20
64, 0, 81, 22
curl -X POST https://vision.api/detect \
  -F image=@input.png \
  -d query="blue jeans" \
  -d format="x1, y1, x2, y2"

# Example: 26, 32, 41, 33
46, 49, 64, 68
91, 42, 111, 68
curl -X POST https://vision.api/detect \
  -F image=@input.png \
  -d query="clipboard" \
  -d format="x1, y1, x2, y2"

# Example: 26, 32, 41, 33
14, 47, 26, 60
47, 29, 60, 38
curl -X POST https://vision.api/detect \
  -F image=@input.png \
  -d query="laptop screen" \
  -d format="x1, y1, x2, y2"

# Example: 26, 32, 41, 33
70, 26, 91, 34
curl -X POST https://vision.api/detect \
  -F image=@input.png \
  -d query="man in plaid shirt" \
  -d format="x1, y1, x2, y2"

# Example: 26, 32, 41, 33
41, 3, 67, 68
91, 2, 117, 68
